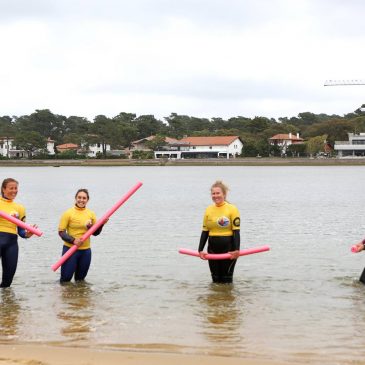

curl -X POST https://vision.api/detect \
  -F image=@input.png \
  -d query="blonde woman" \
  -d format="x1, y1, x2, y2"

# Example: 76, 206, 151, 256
198, 181, 240, 283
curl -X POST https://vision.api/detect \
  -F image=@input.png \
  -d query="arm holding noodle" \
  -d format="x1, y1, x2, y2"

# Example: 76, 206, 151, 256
52, 182, 142, 274
0, 177, 40, 288
18, 224, 38, 238
353, 239, 365, 253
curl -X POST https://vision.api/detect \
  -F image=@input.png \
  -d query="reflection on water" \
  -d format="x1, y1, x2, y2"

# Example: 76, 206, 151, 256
57, 282, 94, 340
197, 284, 242, 353
0, 288, 21, 339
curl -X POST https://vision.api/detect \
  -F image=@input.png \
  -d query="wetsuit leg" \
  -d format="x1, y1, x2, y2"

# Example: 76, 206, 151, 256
60, 245, 77, 282
208, 259, 237, 283
360, 267, 365, 284
74, 249, 91, 281
208, 236, 237, 283
0, 233, 19, 288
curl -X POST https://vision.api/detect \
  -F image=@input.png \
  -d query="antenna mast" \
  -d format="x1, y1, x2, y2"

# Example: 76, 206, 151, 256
324, 79, 365, 86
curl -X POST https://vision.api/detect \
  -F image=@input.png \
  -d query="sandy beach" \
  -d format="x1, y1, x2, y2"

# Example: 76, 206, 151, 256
0, 343, 288, 365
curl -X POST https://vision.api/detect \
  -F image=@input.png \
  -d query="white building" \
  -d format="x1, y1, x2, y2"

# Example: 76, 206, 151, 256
154, 136, 243, 159
0, 137, 13, 157
0, 136, 55, 158
0, 137, 26, 158
269, 133, 304, 155
334, 133, 365, 158
46, 138, 55, 155
85, 143, 111, 157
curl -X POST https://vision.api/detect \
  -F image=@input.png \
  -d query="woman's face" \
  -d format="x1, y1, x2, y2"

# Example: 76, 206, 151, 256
211, 187, 225, 205
75, 191, 89, 208
2, 181, 18, 200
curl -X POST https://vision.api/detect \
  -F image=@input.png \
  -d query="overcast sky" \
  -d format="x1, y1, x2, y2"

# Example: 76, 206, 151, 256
1, 0, 364, 122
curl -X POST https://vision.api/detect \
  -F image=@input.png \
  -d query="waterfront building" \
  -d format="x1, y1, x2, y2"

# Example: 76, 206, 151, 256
154, 136, 243, 159
334, 133, 365, 158
269, 133, 304, 155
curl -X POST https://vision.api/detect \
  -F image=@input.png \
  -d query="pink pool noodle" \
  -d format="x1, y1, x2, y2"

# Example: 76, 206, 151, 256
51, 181, 143, 272
179, 245, 270, 260
51, 245, 78, 271
0, 210, 43, 236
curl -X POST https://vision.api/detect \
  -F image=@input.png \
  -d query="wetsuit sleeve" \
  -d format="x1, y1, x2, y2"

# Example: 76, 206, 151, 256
87, 211, 104, 236
232, 229, 240, 251
198, 230, 209, 252
17, 227, 27, 238
231, 205, 240, 231
59, 230, 75, 244
18, 213, 28, 238
92, 224, 104, 236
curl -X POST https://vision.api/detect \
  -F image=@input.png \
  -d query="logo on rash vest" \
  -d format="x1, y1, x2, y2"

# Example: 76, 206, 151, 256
217, 216, 230, 227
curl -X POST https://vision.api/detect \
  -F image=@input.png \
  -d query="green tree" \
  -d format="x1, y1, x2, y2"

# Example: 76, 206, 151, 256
306, 135, 328, 156
145, 135, 167, 150
303, 119, 353, 144
287, 143, 307, 157
133, 115, 166, 139
0, 116, 15, 136
88, 115, 117, 158
64, 116, 90, 139
15, 109, 66, 141
14, 131, 46, 158
164, 113, 190, 138
111, 113, 138, 148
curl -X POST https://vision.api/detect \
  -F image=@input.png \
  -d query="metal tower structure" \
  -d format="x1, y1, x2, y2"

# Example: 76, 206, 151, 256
324, 79, 365, 86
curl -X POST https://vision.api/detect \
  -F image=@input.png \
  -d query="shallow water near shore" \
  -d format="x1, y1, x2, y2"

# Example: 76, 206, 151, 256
1, 165, 365, 364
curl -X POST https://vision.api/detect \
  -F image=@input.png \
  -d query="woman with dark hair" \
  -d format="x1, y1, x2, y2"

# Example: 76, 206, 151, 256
58, 189, 105, 283
198, 181, 241, 283
0, 178, 36, 287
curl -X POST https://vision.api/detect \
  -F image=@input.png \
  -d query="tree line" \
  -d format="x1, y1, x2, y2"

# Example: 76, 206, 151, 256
1, 107, 365, 158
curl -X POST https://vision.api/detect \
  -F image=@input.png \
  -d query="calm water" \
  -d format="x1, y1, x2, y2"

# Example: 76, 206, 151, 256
1, 165, 365, 364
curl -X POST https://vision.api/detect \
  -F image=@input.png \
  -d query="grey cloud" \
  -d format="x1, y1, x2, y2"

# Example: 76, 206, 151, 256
0, 0, 289, 29
84, 75, 322, 101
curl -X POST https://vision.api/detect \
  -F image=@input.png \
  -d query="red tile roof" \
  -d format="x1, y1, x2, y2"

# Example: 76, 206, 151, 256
179, 136, 241, 146
56, 143, 79, 150
269, 134, 303, 141
132, 136, 179, 144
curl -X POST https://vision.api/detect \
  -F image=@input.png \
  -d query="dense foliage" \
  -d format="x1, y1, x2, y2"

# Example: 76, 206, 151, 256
1, 106, 365, 158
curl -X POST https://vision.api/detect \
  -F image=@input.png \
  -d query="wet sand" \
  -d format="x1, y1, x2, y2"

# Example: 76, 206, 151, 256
0, 343, 287, 365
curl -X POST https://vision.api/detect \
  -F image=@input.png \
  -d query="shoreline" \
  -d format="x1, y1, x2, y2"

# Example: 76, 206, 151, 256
0, 343, 287, 365
1, 157, 365, 167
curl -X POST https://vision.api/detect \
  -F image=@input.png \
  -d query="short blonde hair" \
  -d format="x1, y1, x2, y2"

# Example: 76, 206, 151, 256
211, 180, 229, 197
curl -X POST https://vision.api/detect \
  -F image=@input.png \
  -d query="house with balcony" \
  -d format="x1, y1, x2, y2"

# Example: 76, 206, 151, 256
269, 133, 304, 155
56, 142, 111, 157
334, 133, 365, 158
86, 143, 111, 157
0, 137, 27, 158
0, 136, 55, 158
154, 136, 243, 159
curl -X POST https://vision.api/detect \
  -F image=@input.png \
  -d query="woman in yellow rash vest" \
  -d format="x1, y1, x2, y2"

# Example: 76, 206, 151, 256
0, 178, 36, 287
198, 181, 240, 283
58, 188, 106, 283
